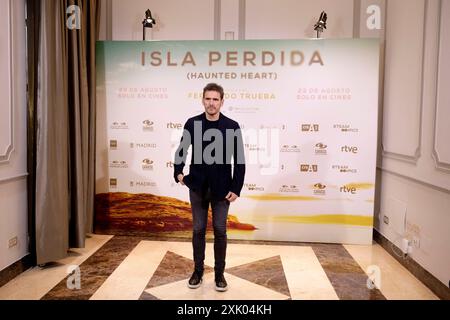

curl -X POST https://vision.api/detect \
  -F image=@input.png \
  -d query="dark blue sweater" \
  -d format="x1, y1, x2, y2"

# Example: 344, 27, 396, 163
173, 112, 246, 199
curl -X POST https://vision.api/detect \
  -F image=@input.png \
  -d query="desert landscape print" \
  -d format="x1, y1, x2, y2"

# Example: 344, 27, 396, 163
95, 192, 257, 237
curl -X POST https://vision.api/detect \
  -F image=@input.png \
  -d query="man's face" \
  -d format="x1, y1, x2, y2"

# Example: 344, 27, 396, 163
202, 90, 223, 117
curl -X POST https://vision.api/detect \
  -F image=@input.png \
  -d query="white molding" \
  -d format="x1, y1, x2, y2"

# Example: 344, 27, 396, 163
381, 148, 421, 163
353, 0, 361, 38
377, 166, 450, 194
106, 0, 112, 40
432, 0, 450, 173
214, 0, 221, 40
0, 172, 28, 184
381, 0, 426, 164
239, 0, 245, 40
0, 0, 14, 164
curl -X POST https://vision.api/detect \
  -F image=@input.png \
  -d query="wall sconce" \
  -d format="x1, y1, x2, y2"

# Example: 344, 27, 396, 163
142, 9, 156, 41
313, 11, 327, 38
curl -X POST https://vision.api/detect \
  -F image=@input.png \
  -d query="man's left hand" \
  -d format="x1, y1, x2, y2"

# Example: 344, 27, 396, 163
225, 192, 238, 202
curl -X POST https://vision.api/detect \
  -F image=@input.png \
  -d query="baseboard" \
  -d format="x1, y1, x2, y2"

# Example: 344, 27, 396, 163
0, 254, 33, 288
373, 229, 450, 300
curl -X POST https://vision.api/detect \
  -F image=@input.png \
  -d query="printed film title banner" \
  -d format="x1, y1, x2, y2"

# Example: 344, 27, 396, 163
95, 39, 379, 244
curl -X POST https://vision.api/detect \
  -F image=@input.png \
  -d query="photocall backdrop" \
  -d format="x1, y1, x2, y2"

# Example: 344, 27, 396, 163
95, 39, 379, 244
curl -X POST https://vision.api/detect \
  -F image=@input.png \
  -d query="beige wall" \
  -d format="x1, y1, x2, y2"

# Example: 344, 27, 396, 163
0, 0, 28, 271
99, 0, 354, 41
376, 0, 450, 287
245, 0, 353, 39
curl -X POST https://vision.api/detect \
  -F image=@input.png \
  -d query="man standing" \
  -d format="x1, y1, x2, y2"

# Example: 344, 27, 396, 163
174, 83, 245, 292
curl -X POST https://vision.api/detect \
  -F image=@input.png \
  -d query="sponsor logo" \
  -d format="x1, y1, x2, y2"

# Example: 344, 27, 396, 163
110, 140, 117, 150
301, 124, 319, 132
280, 144, 301, 153
109, 160, 128, 168
313, 183, 326, 195
333, 124, 358, 132
315, 143, 327, 155
227, 105, 261, 114
244, 183, 265, 192
142, 158, 154, 170
245, 143, 266, 152
130, 180, 157, 187
130, 142, 157, 149
259, 124, 287, 130
142, 120, 154, 132
332, 165, 357, 173
300, 164, 318, 172
110, 121, 128, 130
109, 178, 117, 188
279, 184, 299, 193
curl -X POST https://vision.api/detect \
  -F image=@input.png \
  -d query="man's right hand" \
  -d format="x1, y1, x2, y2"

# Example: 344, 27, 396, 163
177, 174, 185, 185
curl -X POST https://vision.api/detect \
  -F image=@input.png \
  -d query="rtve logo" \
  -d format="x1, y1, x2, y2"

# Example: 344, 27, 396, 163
340, 185, 357, 194
166, 161, 174, 168
341, 145, 358, 153
167, 122, 183, 129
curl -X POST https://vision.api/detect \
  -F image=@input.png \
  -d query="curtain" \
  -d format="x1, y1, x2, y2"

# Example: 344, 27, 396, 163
30, 0, 100, 264
26, 0, 41, 266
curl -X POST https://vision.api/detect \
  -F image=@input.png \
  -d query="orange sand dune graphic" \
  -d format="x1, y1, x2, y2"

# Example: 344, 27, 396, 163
95, 192, 256, 236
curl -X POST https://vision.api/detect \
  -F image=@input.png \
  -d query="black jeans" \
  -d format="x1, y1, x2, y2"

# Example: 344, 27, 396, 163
189, 188, 230, 275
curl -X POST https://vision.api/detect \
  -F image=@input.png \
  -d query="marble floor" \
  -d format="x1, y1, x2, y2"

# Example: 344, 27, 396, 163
0, 234, 439, 300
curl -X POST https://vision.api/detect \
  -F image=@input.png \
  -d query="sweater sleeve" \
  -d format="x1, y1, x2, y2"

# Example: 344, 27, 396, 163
173, 120, 192, 183
230, 123, 246, 196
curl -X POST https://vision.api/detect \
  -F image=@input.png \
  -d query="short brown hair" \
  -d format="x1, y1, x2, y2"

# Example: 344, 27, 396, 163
203, 83, 224, 100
